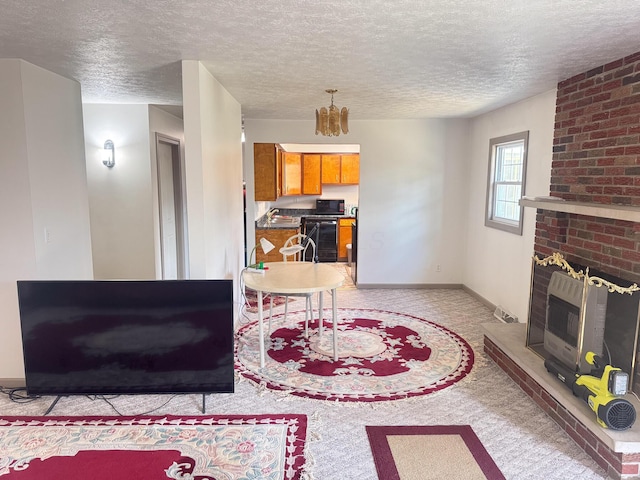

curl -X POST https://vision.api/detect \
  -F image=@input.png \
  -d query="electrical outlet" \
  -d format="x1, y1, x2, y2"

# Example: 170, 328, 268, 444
436, 264, 441, 272
44, 227, 51, 244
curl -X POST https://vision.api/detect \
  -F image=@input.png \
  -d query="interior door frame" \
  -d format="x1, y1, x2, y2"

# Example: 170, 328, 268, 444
155, 132, 187, 279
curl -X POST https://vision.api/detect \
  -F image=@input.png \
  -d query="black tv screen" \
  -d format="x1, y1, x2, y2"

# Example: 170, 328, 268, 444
17, 280, 235, 396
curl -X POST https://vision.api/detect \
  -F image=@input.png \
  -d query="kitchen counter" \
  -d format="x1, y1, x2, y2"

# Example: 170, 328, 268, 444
255, 208, 354, 230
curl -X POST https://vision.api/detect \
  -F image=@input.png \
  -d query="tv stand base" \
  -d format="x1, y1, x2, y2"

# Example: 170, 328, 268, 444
43, 393, 209, 416
44, 395, 62, 415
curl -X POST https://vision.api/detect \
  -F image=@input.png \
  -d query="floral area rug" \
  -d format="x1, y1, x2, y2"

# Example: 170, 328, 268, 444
0, 414, 308, 479
235, 308, 474, 402
244, 289, 295, 313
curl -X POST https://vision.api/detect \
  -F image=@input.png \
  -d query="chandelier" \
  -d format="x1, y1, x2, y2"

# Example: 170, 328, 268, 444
315, 89, 349, 136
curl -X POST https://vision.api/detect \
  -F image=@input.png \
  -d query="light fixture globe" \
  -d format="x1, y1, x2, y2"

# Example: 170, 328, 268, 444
103, 139, 115, 168
315, 89, 348, 136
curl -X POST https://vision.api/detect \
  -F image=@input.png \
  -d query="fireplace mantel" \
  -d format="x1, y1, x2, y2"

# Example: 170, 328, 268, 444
520, 197, 640, 223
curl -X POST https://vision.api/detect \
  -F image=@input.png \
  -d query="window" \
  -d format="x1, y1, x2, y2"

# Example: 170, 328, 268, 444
485, 131, 529, 235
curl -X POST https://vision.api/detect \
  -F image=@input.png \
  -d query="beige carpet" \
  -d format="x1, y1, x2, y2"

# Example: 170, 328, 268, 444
0, 287, 609, 479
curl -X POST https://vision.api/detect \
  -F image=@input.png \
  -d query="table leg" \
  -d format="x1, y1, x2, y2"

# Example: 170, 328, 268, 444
258, 290, 265, 368
332, 288, 338, 361
318, 291, 324, 337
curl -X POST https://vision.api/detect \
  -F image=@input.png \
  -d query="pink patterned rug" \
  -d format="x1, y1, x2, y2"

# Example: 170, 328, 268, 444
235, 308, 474, 402
244, 289, 295, 313
0, 414, 308, 479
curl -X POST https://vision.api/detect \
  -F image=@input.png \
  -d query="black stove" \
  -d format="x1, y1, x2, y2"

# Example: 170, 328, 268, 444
301, 199, 344, 262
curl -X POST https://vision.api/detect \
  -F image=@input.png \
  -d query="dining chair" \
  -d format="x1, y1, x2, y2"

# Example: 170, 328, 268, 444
268, 234, 316, 337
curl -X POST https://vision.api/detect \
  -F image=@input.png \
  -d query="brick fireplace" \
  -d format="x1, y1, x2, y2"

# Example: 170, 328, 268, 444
533, 50, 640, 391
539, 50, 640, 282
485, 50, 640, 479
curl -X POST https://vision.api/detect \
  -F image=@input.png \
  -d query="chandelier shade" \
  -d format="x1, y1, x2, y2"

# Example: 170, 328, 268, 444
315, 89, 348, 136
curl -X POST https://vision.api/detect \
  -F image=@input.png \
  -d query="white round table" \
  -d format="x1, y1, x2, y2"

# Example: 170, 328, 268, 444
243, 262, 344, 367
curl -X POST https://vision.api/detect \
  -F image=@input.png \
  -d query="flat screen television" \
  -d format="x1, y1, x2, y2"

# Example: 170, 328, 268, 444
17, 279, 234, 396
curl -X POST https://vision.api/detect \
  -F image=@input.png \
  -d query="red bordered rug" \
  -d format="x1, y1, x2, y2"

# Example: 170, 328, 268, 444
366, 425, 505, 480
244, 289, 295, 313
235, 308, 474, 402
0, 414, 308, 480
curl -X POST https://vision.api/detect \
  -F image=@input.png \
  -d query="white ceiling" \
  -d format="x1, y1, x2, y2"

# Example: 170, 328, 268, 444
2, 1, 640, 120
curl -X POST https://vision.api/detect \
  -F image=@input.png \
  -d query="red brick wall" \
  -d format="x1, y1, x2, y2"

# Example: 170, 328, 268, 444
552, 51, 640, 205
484, 337, 640, 479
535, 50, 640, 283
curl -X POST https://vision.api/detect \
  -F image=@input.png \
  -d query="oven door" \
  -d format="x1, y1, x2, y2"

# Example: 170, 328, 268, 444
303, 219, 337, 262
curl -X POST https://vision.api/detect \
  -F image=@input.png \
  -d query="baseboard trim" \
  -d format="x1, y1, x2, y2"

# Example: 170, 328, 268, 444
356, 283, 463, 289
462, 285, 497, 312
0, 378, 26, 389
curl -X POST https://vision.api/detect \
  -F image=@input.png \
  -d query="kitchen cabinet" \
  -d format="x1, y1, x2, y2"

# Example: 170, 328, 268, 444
340, 154, 360, 184
254, 143, 281, 201
321, 154, 341, 184
302, 154, 322, 194
282, 152, 302, 195
321, 153, 360, 185
338, 217, 354, 261
256, 146, 359, 199
255, 228, 299, 263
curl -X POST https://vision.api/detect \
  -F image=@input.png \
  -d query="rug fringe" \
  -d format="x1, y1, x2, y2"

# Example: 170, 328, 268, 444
299, 410, 321, 480
235, 308, 486, 406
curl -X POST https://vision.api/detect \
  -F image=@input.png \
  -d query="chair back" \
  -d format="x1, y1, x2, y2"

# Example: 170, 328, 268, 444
281, 234, 316, 262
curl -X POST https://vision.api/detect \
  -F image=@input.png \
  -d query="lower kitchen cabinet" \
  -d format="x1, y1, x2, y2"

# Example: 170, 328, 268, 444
338, 218, 354, 261
254, 228, 299, 263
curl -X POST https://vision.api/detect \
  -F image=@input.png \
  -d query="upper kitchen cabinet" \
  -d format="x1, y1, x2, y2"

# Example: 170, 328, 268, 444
254, 143, 281, 201
321, 154, 341, 184
302, 154, 322, 195
340, 154, 360, 184
282, 152, 302, 195
255, 146, 359, 200
321, 153, 359, 185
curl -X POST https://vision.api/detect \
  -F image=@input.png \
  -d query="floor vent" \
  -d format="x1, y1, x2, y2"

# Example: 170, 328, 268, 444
494, 306, 518, 323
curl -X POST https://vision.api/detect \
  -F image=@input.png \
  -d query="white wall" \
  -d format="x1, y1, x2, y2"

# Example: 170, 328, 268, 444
463, 89, 557, 322
0, 59, 92, 382
182, 61, 244, 288
244, 118, 470, 286
83, 104, 156, 279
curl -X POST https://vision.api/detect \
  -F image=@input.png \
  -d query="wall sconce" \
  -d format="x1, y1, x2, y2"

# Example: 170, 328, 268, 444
103, 139, 115, 168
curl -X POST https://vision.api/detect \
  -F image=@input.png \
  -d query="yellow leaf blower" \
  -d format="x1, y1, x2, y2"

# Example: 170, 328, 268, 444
545, 352, 636, 430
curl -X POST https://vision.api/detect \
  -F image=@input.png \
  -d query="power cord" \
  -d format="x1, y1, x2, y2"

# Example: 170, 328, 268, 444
87, 394, 180, 416
0, 386, 40, 403
238, 266, 273, 325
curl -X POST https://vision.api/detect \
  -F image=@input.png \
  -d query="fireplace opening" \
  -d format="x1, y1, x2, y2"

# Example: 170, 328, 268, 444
527, 258, 640, 395
544, 271, 607, 374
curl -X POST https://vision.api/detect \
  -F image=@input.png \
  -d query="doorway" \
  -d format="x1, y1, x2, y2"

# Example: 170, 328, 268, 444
155, 133, 186, 279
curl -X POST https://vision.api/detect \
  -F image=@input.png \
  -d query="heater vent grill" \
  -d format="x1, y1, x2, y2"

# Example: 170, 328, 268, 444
493, 306, 518, 323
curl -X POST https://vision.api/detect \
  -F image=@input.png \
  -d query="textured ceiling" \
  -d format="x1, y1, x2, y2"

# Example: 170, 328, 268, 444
2, 1, 640, 119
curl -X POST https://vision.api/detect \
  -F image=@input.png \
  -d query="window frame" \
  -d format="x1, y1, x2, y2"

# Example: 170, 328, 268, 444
485, 131, 529, 235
